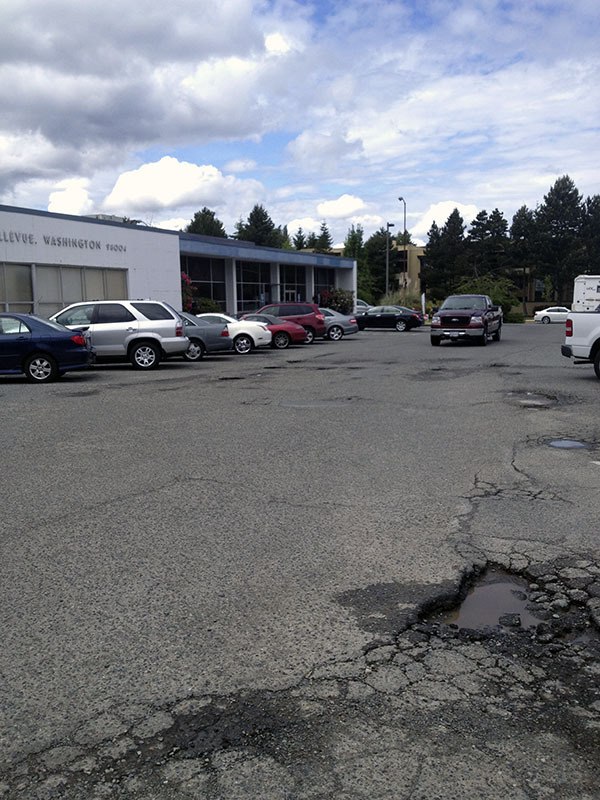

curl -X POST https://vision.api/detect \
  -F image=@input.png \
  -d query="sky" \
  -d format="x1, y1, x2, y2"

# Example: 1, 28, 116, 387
1, 0, 599, 246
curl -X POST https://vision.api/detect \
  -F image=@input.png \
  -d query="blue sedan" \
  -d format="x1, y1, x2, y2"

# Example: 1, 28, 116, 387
0, 312, 94, 382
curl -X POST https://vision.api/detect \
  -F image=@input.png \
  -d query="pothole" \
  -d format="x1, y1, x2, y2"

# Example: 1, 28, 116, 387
422, 564, 598, 643
507, 390, 558, 409
548, 438, 592, 449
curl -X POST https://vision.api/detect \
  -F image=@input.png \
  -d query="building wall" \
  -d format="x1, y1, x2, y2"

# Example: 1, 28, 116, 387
0, 207, 182, 313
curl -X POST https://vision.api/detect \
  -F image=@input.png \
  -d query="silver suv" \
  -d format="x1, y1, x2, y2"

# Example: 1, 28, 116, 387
50, 300, 188, 369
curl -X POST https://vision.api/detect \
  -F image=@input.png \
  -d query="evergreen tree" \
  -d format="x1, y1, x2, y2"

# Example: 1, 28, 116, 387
235, 204, 280, 247
293, 227, 307, 250
306, 231, 318, 249
581, 195, 600, 269
423, 209, 467, 299
364, 227, 389, 299
466, 208, 509, 277
344, 224, 373, 301
535, 175, 585, 300
315, 221, 333, 253
509, 205, 538, 310
186, 207, 227, 237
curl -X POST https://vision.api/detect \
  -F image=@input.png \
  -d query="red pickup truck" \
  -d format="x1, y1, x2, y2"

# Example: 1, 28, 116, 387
430, 294, 503, 346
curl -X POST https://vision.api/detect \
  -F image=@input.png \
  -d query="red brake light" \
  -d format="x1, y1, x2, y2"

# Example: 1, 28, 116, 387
565, 319, 572, 337
176, 322, 184, 337
316, 313, 325, 321
70, 334, 86, 346
220, 328, 230, 337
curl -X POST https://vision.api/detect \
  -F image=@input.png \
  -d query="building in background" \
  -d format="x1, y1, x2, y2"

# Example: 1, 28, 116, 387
0, 205, 356, 316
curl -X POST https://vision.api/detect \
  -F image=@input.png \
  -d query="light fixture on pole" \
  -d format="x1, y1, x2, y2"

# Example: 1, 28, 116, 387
398, 196, 407, 277
385, 222, 395, 295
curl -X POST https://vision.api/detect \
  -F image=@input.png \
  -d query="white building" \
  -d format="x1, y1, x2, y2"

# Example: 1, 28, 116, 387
0, 205, 357, 316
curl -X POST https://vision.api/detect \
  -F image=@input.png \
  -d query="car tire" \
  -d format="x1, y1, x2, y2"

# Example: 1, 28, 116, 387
328, 325, 344, 341
130, 341, 161, 369
430, 337, 440, 346
542, 316, 551, 324
395, 320, 408, 332
478, 328, 488, 346
594, 349, 600, 381
492, 324, 502, 342
184, 339, 205, 361
272, 331, 290, 349
234, 334, 253, 354
304, 327, 316, 344
24, 353, 59, 382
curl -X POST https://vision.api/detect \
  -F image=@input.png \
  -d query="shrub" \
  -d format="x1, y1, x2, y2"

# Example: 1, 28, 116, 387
504, 310, 525, 323
319, 288, 354, 314
193, 296, 222, 313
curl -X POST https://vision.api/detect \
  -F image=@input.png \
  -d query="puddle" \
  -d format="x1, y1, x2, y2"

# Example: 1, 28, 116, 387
426, 569, 545, 630
507, 390, 557, 409
548, 439, 590, 449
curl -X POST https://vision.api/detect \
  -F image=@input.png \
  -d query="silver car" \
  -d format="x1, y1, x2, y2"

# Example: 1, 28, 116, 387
51, 300, 189, 369
180, 312, 233, 360
319, 308, 359, 340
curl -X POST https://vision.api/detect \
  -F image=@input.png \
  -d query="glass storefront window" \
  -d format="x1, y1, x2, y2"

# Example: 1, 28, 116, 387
5, 264, 32, 302
236, 261, 271, 312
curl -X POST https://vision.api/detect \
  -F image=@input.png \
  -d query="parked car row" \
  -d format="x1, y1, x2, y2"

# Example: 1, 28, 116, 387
0, 299, 366, 383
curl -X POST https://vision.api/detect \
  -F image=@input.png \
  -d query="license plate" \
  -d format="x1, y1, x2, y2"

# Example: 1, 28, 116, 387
448, 332, 459, 338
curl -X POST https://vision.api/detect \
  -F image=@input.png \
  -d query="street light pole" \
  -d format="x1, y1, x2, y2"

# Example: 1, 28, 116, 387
398, 196, 407, 300
385, 222, 395, 297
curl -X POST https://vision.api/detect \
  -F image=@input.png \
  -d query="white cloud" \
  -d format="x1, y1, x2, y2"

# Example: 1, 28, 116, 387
317, 194, 366, 218
48, 179, 94, 215
224, 159, 257, 173
411, 202, 479, 242
102, 156, 264, 215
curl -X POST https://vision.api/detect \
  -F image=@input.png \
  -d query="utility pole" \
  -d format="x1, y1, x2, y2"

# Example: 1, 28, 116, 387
385, 222, 395, 296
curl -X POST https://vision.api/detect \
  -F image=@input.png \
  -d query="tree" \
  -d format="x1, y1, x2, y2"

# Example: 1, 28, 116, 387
186, 207, 227, 237
363, 227, 389, 299
306, 231, 318, 249
581, 194, 600, 269
234, 204, 281, 247
293, 227, 307, 250
315, 221, 333, 253
466, 208, 509, 278
509, 205, 538, 311
423, 210, 467, 300
535, 175, 585, 300
455, 274, 520, 318
344, 224, 373, 301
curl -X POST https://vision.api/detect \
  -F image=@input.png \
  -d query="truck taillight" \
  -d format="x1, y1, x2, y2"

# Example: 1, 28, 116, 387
565, 319, 573, 337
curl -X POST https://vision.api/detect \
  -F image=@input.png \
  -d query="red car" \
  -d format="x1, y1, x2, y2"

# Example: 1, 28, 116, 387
257, 302, 326, 343
241, 313, 307, 349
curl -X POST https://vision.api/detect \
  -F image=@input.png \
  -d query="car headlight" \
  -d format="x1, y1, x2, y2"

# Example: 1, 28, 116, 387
431, 315, 440, 325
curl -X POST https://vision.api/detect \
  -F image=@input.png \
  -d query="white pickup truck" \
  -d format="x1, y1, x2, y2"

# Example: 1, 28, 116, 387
561, 310, 600, 380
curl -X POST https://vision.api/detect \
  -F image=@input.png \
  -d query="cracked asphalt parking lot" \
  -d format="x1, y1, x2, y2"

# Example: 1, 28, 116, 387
1, 322, 599, 799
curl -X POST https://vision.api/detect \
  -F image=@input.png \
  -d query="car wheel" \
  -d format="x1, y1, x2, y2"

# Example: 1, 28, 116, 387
184, 339, 205, 361
594, 349, 600, 381
304, 327, 316, 344
130, 341, 160, 369
478, 328, 488, 346
492, 324, 502, 342
395, 320, 408, 332
234, 334, 253, 354
430, 337, 440, 346
24, 353, 59, 382
542, 316, 551, 324
328, 325, 344, 341
272, 331, 290, 349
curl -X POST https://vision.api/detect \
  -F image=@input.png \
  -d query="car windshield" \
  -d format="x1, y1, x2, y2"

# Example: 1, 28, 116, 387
441, 296, 486, 310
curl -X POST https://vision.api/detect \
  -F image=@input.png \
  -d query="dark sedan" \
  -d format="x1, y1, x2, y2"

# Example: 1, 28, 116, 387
0, 312, 94, 382
356, 305, 421, 332
180, 312, 233, 361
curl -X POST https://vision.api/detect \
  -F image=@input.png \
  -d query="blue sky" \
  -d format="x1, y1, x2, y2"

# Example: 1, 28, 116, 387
0, 0, 598, 245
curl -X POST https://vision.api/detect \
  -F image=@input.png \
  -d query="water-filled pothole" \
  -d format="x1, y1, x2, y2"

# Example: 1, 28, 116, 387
548, 438, 591, 449
507, 390, 558, 409
426, 568, 545, 630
